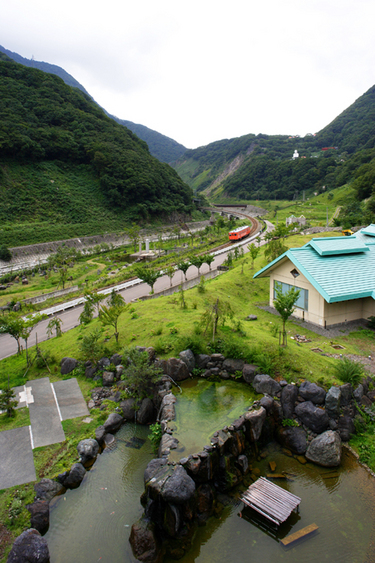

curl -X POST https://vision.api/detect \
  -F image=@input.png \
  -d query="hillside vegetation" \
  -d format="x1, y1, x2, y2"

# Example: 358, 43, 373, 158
0, 45, 187, 164
0, 61, 193, 246
173, 85, 375, 225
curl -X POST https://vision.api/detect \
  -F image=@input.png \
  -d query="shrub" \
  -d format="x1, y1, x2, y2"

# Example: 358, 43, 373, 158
0, 245, 12, 262
254, 352, 275, 376
177, 334, 207, 356
282, 418, 299, 427
121, 347, 163, 404
149, 422, 162, 453
332, 357, 364, 386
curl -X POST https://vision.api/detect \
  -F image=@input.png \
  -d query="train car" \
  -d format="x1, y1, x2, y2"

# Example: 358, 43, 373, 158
228, 225, 251, 241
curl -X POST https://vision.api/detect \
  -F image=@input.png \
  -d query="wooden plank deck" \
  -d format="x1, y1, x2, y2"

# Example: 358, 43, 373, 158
240, 477, 301, 526
281, 523, 318, 546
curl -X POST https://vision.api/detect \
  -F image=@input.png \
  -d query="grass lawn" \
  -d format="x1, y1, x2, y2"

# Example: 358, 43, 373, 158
0, 227, 375, 560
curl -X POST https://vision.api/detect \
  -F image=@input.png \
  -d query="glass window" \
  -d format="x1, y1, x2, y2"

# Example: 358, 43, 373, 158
274, 281, 308, 311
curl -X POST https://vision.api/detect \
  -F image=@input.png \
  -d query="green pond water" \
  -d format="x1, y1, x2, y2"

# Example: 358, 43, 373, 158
45, 381, 375, 563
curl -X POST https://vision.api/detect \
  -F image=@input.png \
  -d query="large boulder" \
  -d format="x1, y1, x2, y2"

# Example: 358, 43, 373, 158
222, 358, 244, 374
120, 398, 136, 421
276, 426, 307, 454
195, 354, 210, 370
242, 364, 258, 385
161, 465, 196, 504
252, 374, 281, 396
63, 463, 86, 489
337, 415, 355, 441
97, 357, 110, 370
34, 479, 63, 502
102, 371, 115, 387
295, 401, 329, 434
299, 381, 326, 405
165, 358, 190, 381
103, 412, 123, 433
244, 407, 267, 441
179, 349, 195, 373
77, 438, 99, 466
325, 387, 341, 417
129, 517, 163, 563
144, 458, 168, 484
281, 384, 298, 419
339, 383, 353, 406
95, 425, 106, 446
306, 430, 342, 467
60, 357, 77, 375
110, 353, 122, 366
353, 384, 364, 402
137, 398, 155, 425
158, 434, 179, 457
159, 393, 176, 422
26, 501, 49, 535
7, 529, 50, 563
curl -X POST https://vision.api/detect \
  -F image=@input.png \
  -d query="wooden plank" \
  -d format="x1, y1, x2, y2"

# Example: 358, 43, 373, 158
281, 523, 319, 547
240, 477, 301, 526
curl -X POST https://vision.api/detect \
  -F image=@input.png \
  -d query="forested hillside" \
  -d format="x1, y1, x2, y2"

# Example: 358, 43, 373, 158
0, 61, 193, 246
0, 45, 187, 164
174, 85, 375, 214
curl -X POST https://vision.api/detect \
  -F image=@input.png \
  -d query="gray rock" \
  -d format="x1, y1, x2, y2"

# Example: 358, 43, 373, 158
259, 395, 274, 412
195, 354, 210, 370
34, 479, 63, 502
237, 454, 249, 474
252, 374, 281, 396
353, 384, 364, 402
276, 426, 307, 454
179, 349, 195, 373
295, 401, 329, 434
246, 315, 257, 321
97, 357, 110, 370
306, 430, 342, 467
95, 425, 106, 446
137, 398, 155, 425
161, 465, 196, 504
222, 358, 244, 374
129, 518, 162, 563
325, 387, 341, 417
110, 353, 122, 366
339, 383, 353, 406
159, 393, 176, 422
281, 384, 298, 418
244, 407, 267, 441
26, 501, 49, 535
159, 434, 179, 457
337, 415, 355, 441
103, 412, 123, 433
120, 398, 136, 421
242, 364, 258, 385
165, 358, 190, 381
85, 362, 97, 379
77, 438, 99, 466
104, 433, 116, 448
60, 357, 78, 375
299, 381, 326, 405
144, 458, 168, 484
102, 371, 115, 387
7, 529, 50, 563
64, 463, 86, 489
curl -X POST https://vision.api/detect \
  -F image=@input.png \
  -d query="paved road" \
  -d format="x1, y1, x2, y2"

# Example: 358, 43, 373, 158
0, 225, 273, 361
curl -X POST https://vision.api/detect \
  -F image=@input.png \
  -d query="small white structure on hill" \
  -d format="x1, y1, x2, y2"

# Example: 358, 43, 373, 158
286, 215, 306, 227
292, 150, 299, 159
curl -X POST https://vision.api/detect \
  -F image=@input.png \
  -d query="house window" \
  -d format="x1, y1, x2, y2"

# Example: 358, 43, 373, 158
274, 281, 308, 311
290, 268, 300, 278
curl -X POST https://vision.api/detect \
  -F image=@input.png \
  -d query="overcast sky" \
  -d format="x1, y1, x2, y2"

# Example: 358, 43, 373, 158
2, 0, 375, 149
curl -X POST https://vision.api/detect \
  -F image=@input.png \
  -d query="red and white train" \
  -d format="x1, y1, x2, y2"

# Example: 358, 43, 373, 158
228, 225, 251, 241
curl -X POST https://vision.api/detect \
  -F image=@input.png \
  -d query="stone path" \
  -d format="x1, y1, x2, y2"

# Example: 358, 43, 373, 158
0, 377, 89, 490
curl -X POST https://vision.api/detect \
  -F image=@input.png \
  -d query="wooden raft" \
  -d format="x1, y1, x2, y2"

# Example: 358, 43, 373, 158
281, 523, 319, 547
240, 477, 301, 526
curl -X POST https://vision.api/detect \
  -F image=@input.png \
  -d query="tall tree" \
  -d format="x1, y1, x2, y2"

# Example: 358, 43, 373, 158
273, 284, 300, 346
135, 266, 162, 294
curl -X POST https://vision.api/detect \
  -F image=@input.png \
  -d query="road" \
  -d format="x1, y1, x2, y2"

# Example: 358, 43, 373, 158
0, 222, 273, 362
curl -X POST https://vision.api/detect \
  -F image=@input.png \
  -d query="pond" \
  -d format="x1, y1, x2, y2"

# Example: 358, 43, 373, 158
45, 381, 375, 563
166, 444, 375, 563
168, 378, 258, 462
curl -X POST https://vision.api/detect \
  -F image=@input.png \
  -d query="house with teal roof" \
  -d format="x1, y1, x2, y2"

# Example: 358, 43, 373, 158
253, 225, 375, 328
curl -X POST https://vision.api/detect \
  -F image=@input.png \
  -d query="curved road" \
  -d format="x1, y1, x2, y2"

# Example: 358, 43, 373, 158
0, 220, 273, 361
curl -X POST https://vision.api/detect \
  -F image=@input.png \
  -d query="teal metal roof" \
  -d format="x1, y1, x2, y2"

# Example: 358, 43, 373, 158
253, 229, 375, 303
361, 224, 375, 237
307, 236, 369, 256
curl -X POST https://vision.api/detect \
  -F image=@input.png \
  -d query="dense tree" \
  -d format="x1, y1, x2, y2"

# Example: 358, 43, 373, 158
273, 284, 301, 346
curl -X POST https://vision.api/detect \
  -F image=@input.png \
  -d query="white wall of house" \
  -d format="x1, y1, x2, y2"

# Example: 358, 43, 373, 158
267, 257, 375, 327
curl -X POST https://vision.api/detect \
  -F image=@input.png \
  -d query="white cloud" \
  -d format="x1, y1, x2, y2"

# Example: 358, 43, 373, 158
1, 0, 375, 148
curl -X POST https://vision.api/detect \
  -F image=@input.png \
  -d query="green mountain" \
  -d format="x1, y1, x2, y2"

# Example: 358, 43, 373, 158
111, 118, 186, 164
0, 45, 187, 164
173, 85, 375, 204
0, 60, 193, 247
